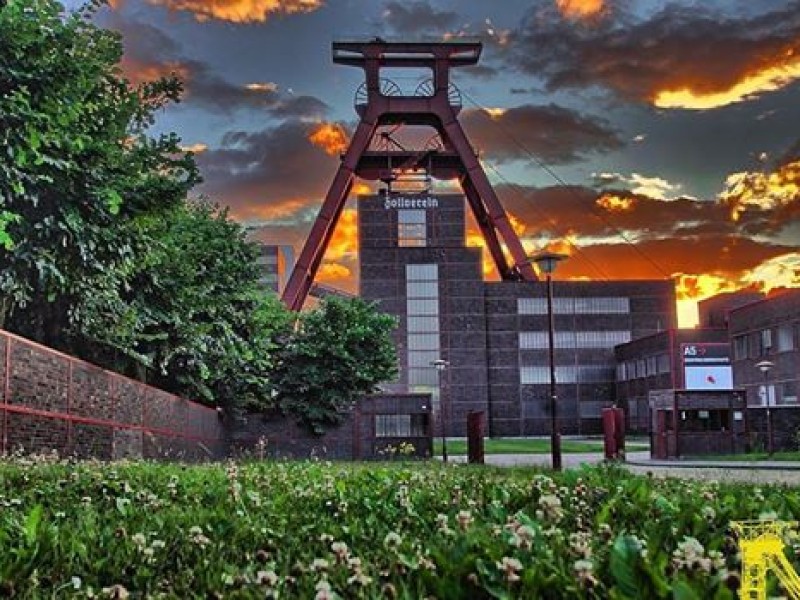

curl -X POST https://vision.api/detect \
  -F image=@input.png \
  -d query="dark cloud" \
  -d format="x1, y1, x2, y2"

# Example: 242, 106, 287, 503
267, 95, 329, 120
195, 120, 340, 220
460, 104, 624, 164
507, 1, 800, 108
381, 1, 458, 35
106, 15, 327, 118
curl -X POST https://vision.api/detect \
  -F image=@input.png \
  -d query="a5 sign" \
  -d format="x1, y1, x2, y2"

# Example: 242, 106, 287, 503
681, 343, 733, 390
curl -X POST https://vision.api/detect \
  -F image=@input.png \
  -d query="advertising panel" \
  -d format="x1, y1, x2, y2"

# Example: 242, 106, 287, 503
681, 343, 733, 390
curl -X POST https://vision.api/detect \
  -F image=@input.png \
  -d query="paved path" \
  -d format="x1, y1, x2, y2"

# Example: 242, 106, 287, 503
450, 452, 800, 484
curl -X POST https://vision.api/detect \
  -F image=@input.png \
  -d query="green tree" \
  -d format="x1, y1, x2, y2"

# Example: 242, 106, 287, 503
272, 297, 398, 434
0, 0, 198, 347
77, 201, 294, 412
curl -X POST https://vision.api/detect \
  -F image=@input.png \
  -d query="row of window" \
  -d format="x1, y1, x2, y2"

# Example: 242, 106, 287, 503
398, 209, 427, 247
616, 354, 671, 381
375, 414, 428, 437
520, 365, 616, 384
406, 264, 441, 407
758, 382, 798, 405
733, 323, 798, 360
518, 296, 631, 315
519, 330, 631, 350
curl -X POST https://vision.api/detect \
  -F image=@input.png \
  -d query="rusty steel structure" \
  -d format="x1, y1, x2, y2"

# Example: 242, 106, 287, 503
281, 39, 537, 311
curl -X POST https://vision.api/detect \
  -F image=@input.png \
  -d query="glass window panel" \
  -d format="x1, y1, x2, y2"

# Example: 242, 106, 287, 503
778, 325, 794, 352
657, 354, 671, 374
408, 333, 440, 350
407, 316, 439, 333
407, 298, 439, 315
398, 209, 426, 224
409, 369, 439, 386
406, 264, 437, 280
408, 351, 441, 368
406, 281, 438, 298
782, 382, 798, 404
375, 414, 412, 437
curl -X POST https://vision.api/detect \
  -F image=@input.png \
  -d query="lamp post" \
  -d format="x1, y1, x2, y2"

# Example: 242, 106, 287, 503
530, 250, 568, 471
432, 358, 449, 462
756, 359, 775, 455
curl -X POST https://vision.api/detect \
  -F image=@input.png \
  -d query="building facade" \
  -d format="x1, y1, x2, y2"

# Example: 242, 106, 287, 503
729, 290, 800, 408
614, 328, 730, 432
359, 192, 677, 436
253, 243, 294, 294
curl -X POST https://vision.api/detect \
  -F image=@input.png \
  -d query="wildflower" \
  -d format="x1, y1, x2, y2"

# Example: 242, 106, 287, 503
315, 579, 337, 600
131, 533, 146, 549
496, 556, 523, 583
457, 510, 473, 530
101, 584, 130, 599
256, 570, 278, 587
188, 526, 211, 548
311, 558, 330, 572
331, 541, 350, 562
538, 494, 563, 522
347, 572, 372, 586
347, 557, 362, 571
573, 559, 598, 588
384, 532, 402, 549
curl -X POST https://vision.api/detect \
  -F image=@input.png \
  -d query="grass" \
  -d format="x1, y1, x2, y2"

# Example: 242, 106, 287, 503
0, 457, 797, 597
433, 437, 649, 456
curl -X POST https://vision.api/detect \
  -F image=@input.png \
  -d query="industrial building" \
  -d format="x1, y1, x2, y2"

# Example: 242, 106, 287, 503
359, 192, 677, 436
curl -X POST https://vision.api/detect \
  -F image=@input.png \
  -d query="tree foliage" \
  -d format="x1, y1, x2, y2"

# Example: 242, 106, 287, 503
77, 202, 294, 412
0, 0, 198, 346
0, 0, 399, 429
272, 297, 398, 434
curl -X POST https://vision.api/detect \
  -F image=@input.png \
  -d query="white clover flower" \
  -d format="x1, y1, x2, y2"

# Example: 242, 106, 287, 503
496, 556, 523, 583
384, 532, 402, 549
256, 570, 278, 587
457, 510, 473, 530
131, 533, 146, 549
311, 558, 330, 572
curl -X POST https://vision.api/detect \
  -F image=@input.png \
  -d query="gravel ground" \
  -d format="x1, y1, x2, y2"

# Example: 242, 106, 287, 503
449, 452, 800, 485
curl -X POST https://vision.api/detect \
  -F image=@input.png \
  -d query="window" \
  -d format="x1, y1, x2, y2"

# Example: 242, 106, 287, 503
518, 330, 631, 349
518, 297, 630, 315
375, 414, 427, 437
733, 335, 748, 360
406, 264, 440, 409
657, 354, 671, 374
782, 382, 798, 404
777, 325, 795, 352
760, 328, 773, 355
398, 209, 426, 247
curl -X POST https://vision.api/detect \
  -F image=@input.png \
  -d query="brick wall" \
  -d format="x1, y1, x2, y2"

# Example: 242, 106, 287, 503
228, 393, 433, 460
0, 330, 225, 461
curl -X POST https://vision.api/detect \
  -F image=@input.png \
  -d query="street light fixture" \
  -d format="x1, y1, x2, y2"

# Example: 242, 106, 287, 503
530, 250, 568, 471
756, 359, 775, 455
431, 358, 450, 463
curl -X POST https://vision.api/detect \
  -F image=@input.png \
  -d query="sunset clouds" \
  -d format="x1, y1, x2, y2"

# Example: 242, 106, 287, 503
511, 1, 800, 109
144, 0, 324, 23
84, 0, 800, 326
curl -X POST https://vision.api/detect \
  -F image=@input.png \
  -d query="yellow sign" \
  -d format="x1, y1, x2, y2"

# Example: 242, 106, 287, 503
732, 520, 800, 599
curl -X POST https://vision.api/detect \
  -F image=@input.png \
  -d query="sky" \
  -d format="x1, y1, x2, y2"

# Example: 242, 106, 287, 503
70, 0, 800, 326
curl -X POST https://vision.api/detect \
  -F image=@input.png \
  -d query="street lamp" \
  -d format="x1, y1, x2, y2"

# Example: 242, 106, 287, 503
431, 358, 449, 462
530, 250, 568, 471
756, 359, 775, 455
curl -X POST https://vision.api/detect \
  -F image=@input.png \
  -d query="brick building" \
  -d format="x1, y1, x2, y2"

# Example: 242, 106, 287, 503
729, 290, 800, 408
614, 328, 730, 432
359, 192, 676, 436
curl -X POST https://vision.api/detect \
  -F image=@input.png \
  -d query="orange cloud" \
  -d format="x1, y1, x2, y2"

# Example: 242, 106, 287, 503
555, 0, 604, 20
317, 262, 351, 280
308, 123, 349, 157
719, 160, 800, 221
654, 50, 800, 110
119, 57, 190, 87
179, 143, 208, 154
245, 82, 279, 92
596, 193, 635, 212
144, 0, 324, 23
325, 208, 358, 261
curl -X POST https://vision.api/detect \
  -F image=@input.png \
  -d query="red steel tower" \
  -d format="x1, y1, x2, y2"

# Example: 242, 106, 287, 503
281, 39, 537, 311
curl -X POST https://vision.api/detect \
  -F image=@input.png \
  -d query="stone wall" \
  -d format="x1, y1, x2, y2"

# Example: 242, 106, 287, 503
0, 330, 224, 460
